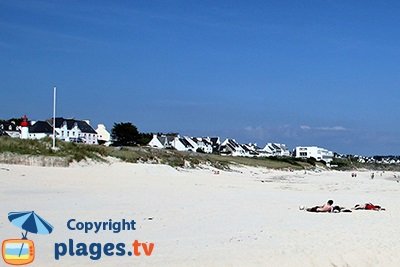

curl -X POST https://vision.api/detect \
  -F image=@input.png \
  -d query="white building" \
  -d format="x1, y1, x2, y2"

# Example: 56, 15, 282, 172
294, 146, 334, 164
49, 118, 98, 145
261, 143, 291, 157
219, 139, 246, 156
0, 120, 20, 138
148, 134, 176, 149
96, 124, 111, 145
28, 121, 53, 139
209, 137, 221, 153
241, 143, 259, 157
20, 116, 29, 139
2, 116, 53, 140
170, 136, 197, 152
148, 135, 214, 153
191, 137, 213, 153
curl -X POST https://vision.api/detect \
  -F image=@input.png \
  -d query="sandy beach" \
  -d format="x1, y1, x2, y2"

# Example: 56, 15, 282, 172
1, 162, 399, 266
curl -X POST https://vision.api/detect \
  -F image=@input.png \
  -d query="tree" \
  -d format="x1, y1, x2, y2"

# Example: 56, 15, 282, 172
111, 122, 139, 146
136, 132, 152, 146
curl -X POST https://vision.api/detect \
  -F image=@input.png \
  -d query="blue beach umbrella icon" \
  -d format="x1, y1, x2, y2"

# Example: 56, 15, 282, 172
8, 211, 54, 256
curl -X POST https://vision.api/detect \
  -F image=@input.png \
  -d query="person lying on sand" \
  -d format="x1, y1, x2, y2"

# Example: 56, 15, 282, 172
305, 200, 334, 212
353, 203, 385, 211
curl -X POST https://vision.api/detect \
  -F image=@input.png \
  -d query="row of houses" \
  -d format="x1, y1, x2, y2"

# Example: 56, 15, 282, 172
148, 134, 289, 157
148, 134, 334, 164
148, 135, 216, 154
335, 154, 400, 165
0, 116, 111, 145
1, 116, 334, 165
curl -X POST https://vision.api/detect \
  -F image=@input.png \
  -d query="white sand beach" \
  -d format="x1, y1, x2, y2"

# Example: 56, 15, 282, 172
1, 162, 400, 266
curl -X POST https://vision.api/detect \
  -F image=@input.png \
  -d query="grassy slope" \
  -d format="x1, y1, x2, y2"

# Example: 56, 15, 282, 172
4, 136, 400, 171
331, 157, 400, 172
0, 137, 317, 170
0, 137, 107, 163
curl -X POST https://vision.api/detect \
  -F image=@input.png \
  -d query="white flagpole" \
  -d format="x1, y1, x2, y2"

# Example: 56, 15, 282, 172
52, 86, 56, 149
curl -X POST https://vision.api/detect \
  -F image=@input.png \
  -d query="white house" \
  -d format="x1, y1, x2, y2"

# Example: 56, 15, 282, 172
209, 137, 221, 153
96, 124, 111, 145
148, 134, 176, 149
148, 134, 164, 148
219, 139, 245, 156
262, 143, 290, 157
191, 137, 213, 153
1, 116, 55, 140
170, 136, 197, 152
184, 136, 198, 151
241, 143, 259, 157
49, 118, 98, 145
28, 121, 53, 139
149, 135, 215, 154
0, 120, 20, 138
294, 146, 334, 164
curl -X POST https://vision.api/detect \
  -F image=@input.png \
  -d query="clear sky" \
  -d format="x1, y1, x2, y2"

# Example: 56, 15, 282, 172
1, 1, 400, 155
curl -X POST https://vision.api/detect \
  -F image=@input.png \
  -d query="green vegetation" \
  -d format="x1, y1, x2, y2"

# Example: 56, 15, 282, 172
111, 122, 152, 146
5, 136, 400, 171
0, 136, 317, 170
331, 157, 400, 171
0, 136, 107, 163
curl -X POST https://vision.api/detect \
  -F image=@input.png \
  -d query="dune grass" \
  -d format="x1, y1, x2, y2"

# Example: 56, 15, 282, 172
0, 136, 316, 169
0, 136, 107, 163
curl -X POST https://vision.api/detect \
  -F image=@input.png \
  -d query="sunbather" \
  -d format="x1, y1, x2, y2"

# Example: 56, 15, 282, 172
353, 203, 385, 211
306, 200, 334, 212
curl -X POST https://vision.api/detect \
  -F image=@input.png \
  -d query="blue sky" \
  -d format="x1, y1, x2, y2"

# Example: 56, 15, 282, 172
1, 1, 400, 155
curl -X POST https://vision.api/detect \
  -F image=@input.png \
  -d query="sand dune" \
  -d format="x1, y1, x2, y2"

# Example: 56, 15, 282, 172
1, 162, 399, 266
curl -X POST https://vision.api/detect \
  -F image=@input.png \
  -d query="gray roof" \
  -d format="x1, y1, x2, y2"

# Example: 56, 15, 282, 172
179, 138, 193, 148
157, 135, 175, 146
228, 139, 240, 148
29, 121, 53, 134
48, 117, 97, 134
